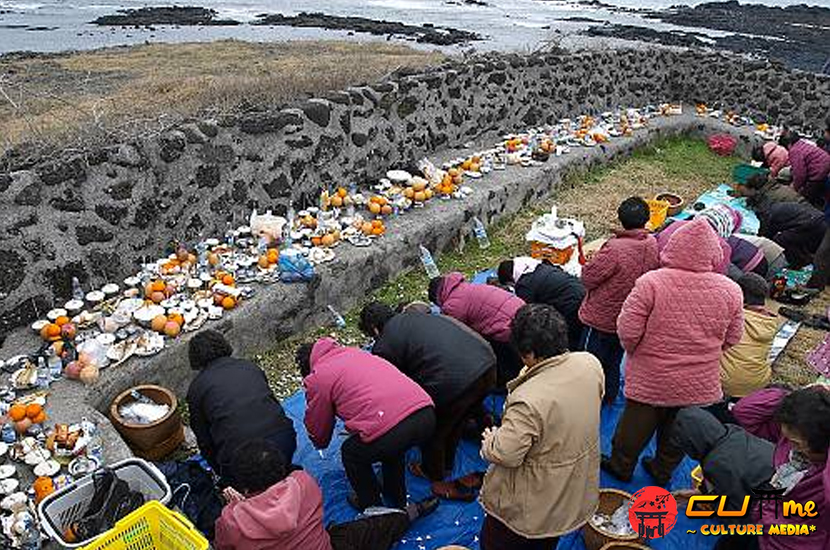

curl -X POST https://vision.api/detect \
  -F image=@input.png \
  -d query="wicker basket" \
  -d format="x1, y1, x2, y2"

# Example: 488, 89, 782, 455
599, 542, 650, 550
583, 489, 643, 550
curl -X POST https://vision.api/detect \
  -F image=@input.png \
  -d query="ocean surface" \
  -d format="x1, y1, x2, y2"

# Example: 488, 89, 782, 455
0, 0, 828, 54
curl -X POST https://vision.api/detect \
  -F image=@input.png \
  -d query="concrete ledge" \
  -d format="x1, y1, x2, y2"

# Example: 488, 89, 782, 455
3, 111, 756, 465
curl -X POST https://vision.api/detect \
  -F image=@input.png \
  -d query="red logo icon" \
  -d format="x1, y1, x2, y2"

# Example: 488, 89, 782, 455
629, 486, 678, 540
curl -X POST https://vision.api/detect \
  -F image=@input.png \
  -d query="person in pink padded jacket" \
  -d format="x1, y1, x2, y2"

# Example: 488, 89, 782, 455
602, 218, 744, 486
753, 142, 790, 179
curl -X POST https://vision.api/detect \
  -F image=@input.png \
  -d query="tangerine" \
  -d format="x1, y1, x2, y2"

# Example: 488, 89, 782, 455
381, 205, 393, 216
151, 280, 166, 293
267, 249, 279, 264
330, 195, 343, 208
151, 315, 168, 333
368, 202, 382, 215
337, 187, 348, 198
311, 236, 323, 247
258, 255, 270, 269
150, 291, 165, 304
371, 226, 384, 236
221, 296, 236, 310
414, 191, 426, 202
31, 410, 47, 424
40, 323, 61, 341
168, 313, 185, 326
424, 188, 434, 200
321, 234, 335, 247
361, 222, 374, 235
8, 404, 26, 422
403, 187, 415, 199
222, 274, 235, 286
25, 403, 42, 419
163, 321, 181, 338
55, 316, 70, 327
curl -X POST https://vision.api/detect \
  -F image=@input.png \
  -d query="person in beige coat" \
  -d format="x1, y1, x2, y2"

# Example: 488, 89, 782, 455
479, 304, 604, 550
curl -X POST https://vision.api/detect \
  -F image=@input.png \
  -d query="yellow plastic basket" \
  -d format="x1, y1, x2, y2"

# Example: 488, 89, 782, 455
81, 501, 208, 550
645, 199, 670, 231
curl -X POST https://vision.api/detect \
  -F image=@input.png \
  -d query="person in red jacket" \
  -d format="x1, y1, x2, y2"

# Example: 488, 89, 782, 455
214, 439, 439, 550
780, 131, 830, 207
579, 197, 659, 405
299, 338, 435, 511
602, 218, 744, 486
752, 142, 790, 180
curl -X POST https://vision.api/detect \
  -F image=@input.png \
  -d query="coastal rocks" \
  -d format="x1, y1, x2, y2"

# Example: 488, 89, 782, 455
92, 6, 241, 26
158, 131, 187, 162
254, 12, 482, 46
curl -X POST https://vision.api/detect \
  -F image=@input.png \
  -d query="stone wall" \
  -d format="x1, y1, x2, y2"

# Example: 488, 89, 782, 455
1, 47, 829, 343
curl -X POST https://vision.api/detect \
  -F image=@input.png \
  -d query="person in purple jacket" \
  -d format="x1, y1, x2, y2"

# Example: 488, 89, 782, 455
780, 131, 830, 208
298, 338, 436, 511
732, 386, 830, 550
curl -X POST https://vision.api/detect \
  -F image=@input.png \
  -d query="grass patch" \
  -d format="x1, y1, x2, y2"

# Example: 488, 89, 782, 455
0, 40, 443, 153
256, 136, 774, 397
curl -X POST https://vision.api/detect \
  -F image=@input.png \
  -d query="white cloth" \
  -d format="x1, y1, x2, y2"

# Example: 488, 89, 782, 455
513, 257, 541, 283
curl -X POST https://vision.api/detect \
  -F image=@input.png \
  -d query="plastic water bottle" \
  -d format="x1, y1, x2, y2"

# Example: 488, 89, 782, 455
36, 356, 50, 389
419, 246, 440, 279
82, 419, 104, 465
71, 277, 84, 301
1, 423, 16, 444
48, 354, 62, 381
472, 217, 491, 249
327, 305, 346, 329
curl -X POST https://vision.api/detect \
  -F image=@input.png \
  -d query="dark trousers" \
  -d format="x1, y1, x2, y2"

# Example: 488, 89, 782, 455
488, 338, 524, 389
566, 315, 585, 353
607, 399, 685, 484
328, 509, 410, 550
422, 367, 497, 481
807, 224, 830, 289
773, 221, 825, 269
480, 515, 559, 550
341, 406, 435, 510
582, 327, 623, 404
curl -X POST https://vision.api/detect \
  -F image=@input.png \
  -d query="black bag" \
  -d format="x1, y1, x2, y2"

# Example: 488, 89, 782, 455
69, 469, 145, 542
156, 458, 224, 540
327, 510, 410, 550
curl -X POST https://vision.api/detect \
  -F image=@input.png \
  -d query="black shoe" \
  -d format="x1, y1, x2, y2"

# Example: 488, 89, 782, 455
601, 455, 632, 483
414, 496, 440, 519
642, 458, 670, 486
347, 493, 364, 512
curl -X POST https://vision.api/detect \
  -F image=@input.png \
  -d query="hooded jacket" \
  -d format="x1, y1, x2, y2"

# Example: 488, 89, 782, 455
657, 220, 731, 275
720, 307, 781, 398
578, 229, 660, 334
672, 407, 774, 515
618, 218, 744, 407
514, 262, 586, 349
303, 338, 433, 447
759, 202, 826, 239
733, 388, 830, 550
214, 470, 333, 550
372, 312, 495, 408
437, 272, 525, 343
479, 352, 604, 539
788, 139, 830, 206
763, 142, 790, 179
187, 357, 296, 479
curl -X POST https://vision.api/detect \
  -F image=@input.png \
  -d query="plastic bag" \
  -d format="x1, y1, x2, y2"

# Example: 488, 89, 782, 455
279, 250, 315, 283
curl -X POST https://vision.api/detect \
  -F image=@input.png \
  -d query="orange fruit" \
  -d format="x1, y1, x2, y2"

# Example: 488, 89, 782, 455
311, 236, 323, 247
461, 159, 472, 171
403, 187, 415, 199
40, 323, 61, 341
168, 313, 184, 327
31, 410, 47, 424
151, 315, 168, 333
371, 226, 384, 236
448, 167, 460, 178
371, 219, 383, 228
8, 404, 26, 422
221, 296, 236, 310
321, 234, 335, 247
267, 249, 279, 264
381, 205, 393, 216
414, 191, 426, 202
330, 195, 343, 208
163, 321, 181, 337
361, 222, 374, 235
221, 274, 235, 286
258, 255, 270, 269
150, 291, 165, 304
424, 188, 434, 200
25, 403, 43, 420
337, 187, 348, 198
368, 202, 382, 215
412, 180, 426, 192
55, 316, 70, 327
150, 280, 166, 293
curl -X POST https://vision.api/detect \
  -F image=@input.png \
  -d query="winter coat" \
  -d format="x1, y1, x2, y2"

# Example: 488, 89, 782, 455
372, 312, 495, 408
514, 262, 586, 349
214, 471, 333, 550
788, 139, 830, 206
672, 407, 774, 516
479, 352, 604, 538
187, 357, 297, 479
763, 142, 790, 179
733, 388, 830, 550
727, 235, 768, 277
437, 272, 525, 343
720, 307, 781, 398
759, 202, 826, 239
746, 180, 806, 226
578, 229, 660, 334
304, 338, 433, 447
618, 218, 744, 407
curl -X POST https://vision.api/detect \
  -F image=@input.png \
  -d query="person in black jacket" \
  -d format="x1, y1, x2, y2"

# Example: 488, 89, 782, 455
186, 330, 296, 486
359, 302, 497, 484
759, 201, 826, 269
497, 259, 586, 351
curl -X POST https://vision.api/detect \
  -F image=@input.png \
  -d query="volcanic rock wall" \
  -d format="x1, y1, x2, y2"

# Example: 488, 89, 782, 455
1, 48, 829, 343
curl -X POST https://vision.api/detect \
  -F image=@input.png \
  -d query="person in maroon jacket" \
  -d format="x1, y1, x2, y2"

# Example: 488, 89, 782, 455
578, 197, 659, 404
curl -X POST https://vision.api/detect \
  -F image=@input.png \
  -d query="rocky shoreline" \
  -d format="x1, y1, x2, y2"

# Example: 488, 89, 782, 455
90, 6, 481, 46
583, 1, 830, 74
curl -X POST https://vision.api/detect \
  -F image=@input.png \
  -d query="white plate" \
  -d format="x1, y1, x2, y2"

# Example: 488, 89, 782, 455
24, 448, 51, 466
386, 170, 412, 184
31, 320, 49, 333
0, 443, 7, 457
1, 492, 27, 512
46, 309, 67, 321
0, 465, 16, 479
0, 478, 18, 495
96, 333, 116, 346
34, 459, 60, 477
133, 305, 165, 324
